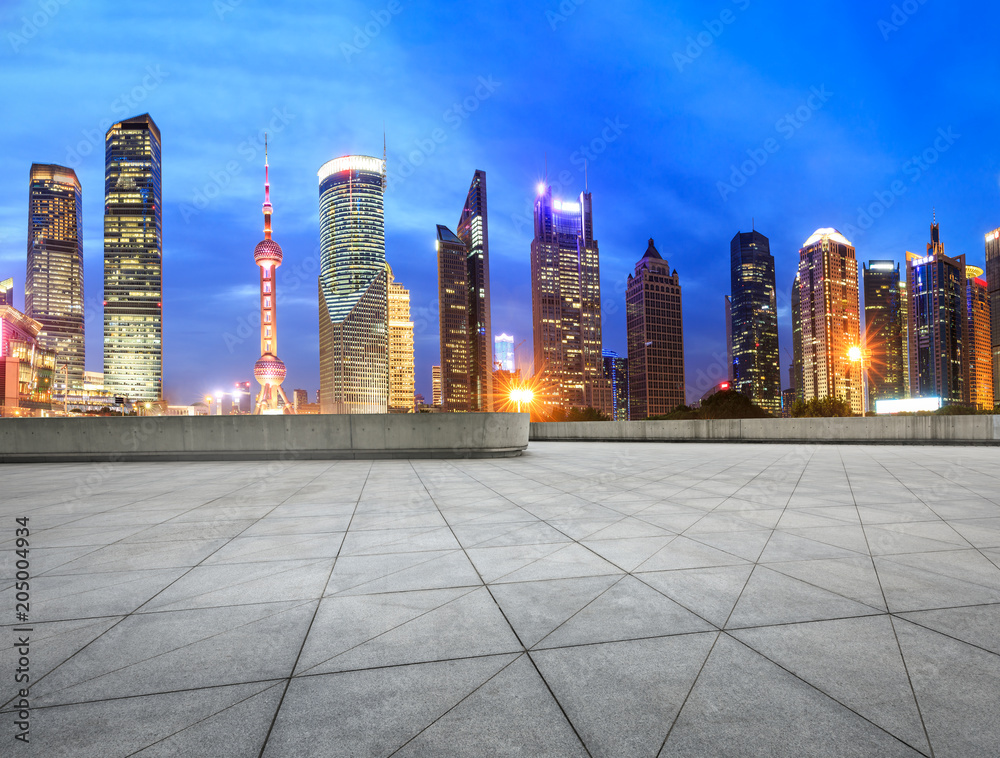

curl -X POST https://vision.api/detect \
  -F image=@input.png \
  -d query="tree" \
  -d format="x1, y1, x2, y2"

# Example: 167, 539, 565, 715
791, 397, 852, 418
647, 391, 771, 420
547, 406, 610, 422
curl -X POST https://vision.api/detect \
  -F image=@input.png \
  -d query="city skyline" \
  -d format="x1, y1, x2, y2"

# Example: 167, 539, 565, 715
1, 1, 999, 405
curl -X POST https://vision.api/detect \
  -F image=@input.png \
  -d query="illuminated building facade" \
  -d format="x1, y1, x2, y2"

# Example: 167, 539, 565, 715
790, 273, 803, 402
387, 264, 415, 413
965, 266, 993, 410
437, 225, 471, 411
0, 278, 13, 306
456, 170, 494, 411
530, 183, 602, 412
987, 228, 1000, 403
431, 366, 442, 406
0, 304, 55, 416
906, 222, 966, 404
900, 280, 910, 395
318, 155, 388, 414
495, 333, 515, 372
26, 164, 85, 395
104, 114, 162, 402
602, 349, 629, 421
729, 231, 780, 414
252, 144, 293, 414
798, 229, 863, 414
863, 260, 906, 403
627, 239, 685, 419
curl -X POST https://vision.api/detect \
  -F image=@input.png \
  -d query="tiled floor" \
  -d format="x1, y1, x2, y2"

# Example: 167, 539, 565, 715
2, 442, 999, 757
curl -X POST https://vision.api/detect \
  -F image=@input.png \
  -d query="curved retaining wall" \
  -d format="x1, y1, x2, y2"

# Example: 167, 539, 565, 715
0, 412, 529, 463
530, 416, 1000, 445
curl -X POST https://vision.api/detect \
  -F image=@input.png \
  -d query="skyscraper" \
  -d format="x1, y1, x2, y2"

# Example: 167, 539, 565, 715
986, 228, 1000, 403
965, 266, 993, 410
729, 230, 780, 414
26, 164, 85, 395
431, 366, 442, 407
252, 143, 292, 414
495, 333, 515, 372
387, 264, 415, 413
627, 239, 685, 419
798, 229, 862, 414
906, 221, 966, 403
863, 261, 906, 403
0, 278, 13, 307
456, 170, 493, 412
790, 273, 803, 402
436, 225, 472, 411
899, 280, 910, 397
103, 114, 162, 402
602, 349, 629, 421
530, 183, 602, 413
318, 155, 388, 414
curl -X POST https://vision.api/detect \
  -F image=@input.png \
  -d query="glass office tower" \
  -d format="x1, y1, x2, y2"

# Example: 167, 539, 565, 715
530, 183, 602, 413
456, 170, 494, 411
26, 164, 85, 394
906, 222, 967, 404
317, 155, 388, 414
729, 230, 780, 414
965, 266, 993, 410
103, 114, 162, 402
863, 261, 906, 403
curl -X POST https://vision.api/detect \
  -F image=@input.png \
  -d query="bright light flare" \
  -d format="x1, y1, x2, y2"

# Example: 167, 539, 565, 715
848, 346, 863, 362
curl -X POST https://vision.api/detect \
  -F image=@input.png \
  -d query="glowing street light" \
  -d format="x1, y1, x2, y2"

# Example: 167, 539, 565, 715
848, 346, 870, 415
510, 388, 534, 413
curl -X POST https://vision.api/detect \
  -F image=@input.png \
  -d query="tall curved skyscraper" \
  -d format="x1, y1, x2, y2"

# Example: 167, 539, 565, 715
317, 155, 388, 414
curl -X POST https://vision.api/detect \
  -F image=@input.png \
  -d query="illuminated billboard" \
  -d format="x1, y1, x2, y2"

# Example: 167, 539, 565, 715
875, 397, 943, 414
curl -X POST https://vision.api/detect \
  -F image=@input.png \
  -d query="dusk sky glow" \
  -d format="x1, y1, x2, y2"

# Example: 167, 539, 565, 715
2, 0, 998, 404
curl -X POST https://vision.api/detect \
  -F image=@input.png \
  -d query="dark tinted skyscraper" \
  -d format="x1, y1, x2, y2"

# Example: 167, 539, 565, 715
317, 155, 388, 414
103, 114, 162, 402
602, 349, 629, 421
627, 239, 684, 418
729, 231, 779, 414
26, 164, 84, 393
456, 170, 493, 412
987, 228, 1000, 403
863, 261, 906, 403
531, 183, 602, 413
906, 222, 966, 403
437, 224, 471, 411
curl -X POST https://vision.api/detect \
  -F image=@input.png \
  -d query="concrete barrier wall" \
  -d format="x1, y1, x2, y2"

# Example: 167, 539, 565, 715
0, 413, 529, 463
530, 416, 1000, 445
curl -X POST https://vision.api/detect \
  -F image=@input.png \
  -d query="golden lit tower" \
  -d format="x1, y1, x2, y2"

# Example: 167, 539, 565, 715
798, 229, 863, 414
965, 266, 993, 410
252, 140, 293, 414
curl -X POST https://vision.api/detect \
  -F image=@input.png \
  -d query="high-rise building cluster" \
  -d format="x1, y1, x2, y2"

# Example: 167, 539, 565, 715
5, 109, 996, 420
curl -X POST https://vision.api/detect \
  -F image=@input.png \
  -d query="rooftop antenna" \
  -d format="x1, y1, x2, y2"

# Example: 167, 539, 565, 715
752, 217, 755, 231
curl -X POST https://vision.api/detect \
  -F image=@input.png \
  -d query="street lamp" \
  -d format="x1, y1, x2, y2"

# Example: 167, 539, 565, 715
510, 388, 534, 413
848, 346, 870, 415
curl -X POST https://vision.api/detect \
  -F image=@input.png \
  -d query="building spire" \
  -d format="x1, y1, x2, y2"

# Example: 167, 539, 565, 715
584, 159, 588, 192
263, 133, 272, 240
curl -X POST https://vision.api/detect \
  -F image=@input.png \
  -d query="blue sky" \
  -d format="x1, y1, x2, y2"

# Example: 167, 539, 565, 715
1, 0, 997, 404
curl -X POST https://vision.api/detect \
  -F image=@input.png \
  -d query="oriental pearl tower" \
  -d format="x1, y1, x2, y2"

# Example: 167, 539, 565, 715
253, 139, 294, 414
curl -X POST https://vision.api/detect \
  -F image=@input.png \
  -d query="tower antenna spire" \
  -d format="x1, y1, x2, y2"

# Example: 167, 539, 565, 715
263, 132, 272, 240
382, 124, 387, 191
584, 159, 588, 192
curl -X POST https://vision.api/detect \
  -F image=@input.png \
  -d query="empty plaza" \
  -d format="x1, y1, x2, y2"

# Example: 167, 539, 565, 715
2, 441, 999, 757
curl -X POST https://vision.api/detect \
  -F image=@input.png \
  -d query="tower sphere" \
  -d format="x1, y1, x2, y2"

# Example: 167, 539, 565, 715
254, 239, 283, 266
254, 355, 287, 386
